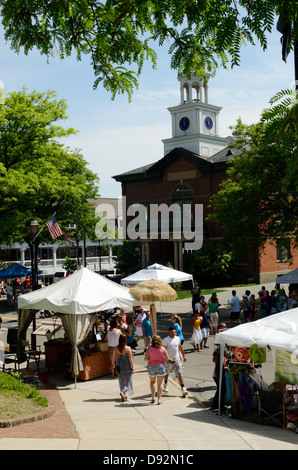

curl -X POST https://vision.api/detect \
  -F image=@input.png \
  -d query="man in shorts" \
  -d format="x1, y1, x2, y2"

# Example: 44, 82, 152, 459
162, 326, 188, 397
142, 310, 153, 352
228, 290, 241, 327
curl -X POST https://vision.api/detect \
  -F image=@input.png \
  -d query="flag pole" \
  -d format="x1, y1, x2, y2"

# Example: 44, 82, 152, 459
33, 212, 57, 242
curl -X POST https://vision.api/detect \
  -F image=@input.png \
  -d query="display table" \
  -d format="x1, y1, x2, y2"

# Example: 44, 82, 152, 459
44, 340, 72, 371
78, 351, 111, 381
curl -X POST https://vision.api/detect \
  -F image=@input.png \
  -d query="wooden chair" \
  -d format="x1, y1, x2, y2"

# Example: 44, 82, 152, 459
21, 340, 42, 370
257, 389, 285, 427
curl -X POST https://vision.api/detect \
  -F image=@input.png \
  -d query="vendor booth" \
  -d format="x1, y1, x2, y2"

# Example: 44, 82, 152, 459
0, 262, 43, 278
17, 268, 136, 383
121, 263, 193, 286
214, 308, 298, 430
276, 268, 298, 285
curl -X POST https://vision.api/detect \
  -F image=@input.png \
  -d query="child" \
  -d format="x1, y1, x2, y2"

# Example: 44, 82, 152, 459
200, 302, 215, 349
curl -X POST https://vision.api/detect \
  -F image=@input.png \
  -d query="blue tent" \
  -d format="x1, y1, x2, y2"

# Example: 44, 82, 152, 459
0, 263, 43, 279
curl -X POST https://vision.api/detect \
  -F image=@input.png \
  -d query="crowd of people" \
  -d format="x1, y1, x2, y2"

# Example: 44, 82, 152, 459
0, 277, 31, 305
105, 306, 189, 404
191, 282, 298, 335
227, 284, 298, 327
1, 275, 297, 407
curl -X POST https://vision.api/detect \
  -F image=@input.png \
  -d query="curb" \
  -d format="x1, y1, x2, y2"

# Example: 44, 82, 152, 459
0, 402, 55, 428
0, 387, 57, 428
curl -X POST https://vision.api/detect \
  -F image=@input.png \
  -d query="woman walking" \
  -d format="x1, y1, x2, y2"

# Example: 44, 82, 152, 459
105, 318, 121, 378
112, 334, 134, 402
208, 293, 220, 335
144, 335, 172, 405
191, 311, 203, 351
171, 315, 184, 345
124, 315, 138, 351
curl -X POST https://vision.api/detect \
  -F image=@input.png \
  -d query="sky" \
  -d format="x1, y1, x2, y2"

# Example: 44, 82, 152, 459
0, 23, 295, 199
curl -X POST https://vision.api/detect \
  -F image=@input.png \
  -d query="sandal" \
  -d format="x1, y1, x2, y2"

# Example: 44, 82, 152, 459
120, 392, 125, 402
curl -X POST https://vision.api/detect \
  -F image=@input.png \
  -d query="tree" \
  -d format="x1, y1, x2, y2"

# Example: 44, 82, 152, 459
185, 239, 236, 286
0, 88, 100, 245
0, 1, 296, 100
114, 241, 140, 274
62, 257, 77, 274
208, 89, 298, 250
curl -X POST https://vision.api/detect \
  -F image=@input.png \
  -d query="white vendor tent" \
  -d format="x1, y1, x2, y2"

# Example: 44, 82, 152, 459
276, 268, 298, 285
214, 308, 298, 415
121, 263, 193, 286
17, 268, 136, 378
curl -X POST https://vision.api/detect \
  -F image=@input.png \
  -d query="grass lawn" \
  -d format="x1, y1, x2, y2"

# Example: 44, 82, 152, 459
176, 288, 227, 300
0, 371, 48, 422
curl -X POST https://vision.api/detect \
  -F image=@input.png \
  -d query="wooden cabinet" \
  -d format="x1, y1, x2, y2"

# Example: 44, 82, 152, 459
45, 340, 72, 371
78, 351, 111, 381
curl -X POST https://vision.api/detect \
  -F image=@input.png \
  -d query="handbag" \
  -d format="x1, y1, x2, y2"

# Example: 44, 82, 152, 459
115, 352, 123, 373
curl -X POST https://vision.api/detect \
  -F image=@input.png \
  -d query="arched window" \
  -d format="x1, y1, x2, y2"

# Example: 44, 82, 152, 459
172, 184, 194, 230
173, 183, 193, 202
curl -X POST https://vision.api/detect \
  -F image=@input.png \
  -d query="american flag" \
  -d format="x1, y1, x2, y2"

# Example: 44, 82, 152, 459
45, 216, 63, 240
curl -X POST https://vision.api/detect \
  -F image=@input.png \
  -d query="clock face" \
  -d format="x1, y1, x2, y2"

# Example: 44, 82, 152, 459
179, 116, 190, 131
204, 116, 213, 130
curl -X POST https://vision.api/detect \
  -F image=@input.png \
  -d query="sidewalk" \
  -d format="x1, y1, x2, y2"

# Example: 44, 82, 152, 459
0, 363, 297, 450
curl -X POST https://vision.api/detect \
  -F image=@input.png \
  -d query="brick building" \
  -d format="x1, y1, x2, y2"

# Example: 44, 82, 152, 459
114, 74, 297, 284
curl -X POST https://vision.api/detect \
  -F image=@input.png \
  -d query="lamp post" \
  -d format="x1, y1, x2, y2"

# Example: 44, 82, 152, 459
26, 220, 39, 290
26, 220, 39, 348
97, 240, 102, 275
75, 233, 81, 269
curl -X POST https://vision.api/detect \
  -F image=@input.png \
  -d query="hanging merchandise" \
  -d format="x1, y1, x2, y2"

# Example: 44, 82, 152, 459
248, 343, 266, 364
233, 346, 249, 362
225, 370, 234, 405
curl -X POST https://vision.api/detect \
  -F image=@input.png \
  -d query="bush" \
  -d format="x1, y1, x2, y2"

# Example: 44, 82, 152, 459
0, 371, 48, 407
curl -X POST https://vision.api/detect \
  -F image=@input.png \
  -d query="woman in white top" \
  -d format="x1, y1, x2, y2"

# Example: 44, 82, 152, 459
105, 318, 121, 378
135, 308, 146, 344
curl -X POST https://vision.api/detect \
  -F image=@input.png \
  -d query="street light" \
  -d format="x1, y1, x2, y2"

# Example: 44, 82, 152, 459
75, 232, 81, 269
26, 220, 39, 348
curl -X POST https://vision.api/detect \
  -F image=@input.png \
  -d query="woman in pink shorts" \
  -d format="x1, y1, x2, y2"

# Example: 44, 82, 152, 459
145, 335, 172, 405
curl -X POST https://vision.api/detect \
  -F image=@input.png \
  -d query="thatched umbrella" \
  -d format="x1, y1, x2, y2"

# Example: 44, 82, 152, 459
129, 279, 177, 335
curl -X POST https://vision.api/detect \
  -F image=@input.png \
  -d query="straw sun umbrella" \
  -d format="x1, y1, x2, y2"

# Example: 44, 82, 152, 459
129, 279, 177, 335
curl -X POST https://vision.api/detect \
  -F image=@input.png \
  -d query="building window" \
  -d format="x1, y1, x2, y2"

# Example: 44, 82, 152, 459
276, 240, 291, 262
173, 183, 193, 202
172, 183, 194, 229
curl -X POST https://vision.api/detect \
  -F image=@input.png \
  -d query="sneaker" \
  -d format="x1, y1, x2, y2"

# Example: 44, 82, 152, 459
163, 383, 168, 393
182, 387, 188, 397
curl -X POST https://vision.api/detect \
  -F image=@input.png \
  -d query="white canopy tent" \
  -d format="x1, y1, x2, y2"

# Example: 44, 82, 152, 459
276, 268, 298, 285
121, 263, 193, 286
214, 308, 298, 415
18, 268, 136, 378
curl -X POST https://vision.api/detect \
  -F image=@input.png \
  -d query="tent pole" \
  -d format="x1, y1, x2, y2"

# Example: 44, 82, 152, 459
74, 314, 77, 389
218, 345, 224, 416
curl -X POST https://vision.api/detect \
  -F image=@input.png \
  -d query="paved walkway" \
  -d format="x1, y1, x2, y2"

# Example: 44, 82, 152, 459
0, 363, 297, 450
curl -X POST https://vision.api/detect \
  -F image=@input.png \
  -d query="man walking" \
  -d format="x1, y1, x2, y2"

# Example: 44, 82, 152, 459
142, 310, 153, 353
191, 281, 201, 314
228, 290, 241, 327
162, 326, 188, 397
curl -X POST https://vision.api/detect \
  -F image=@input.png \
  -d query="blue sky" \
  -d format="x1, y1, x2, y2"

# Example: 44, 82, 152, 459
0, 24, 295, 198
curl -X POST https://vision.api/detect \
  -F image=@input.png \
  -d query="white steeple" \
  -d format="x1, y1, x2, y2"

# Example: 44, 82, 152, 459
162, 74, 228, 157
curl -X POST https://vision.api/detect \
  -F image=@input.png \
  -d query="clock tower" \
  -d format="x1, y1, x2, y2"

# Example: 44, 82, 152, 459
162, 74, 228, 157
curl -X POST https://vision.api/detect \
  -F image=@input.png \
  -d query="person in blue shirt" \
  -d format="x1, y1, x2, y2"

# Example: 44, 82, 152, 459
228, 290, 241, 327
142, 311, 153, 353
170, 315, 184, 345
